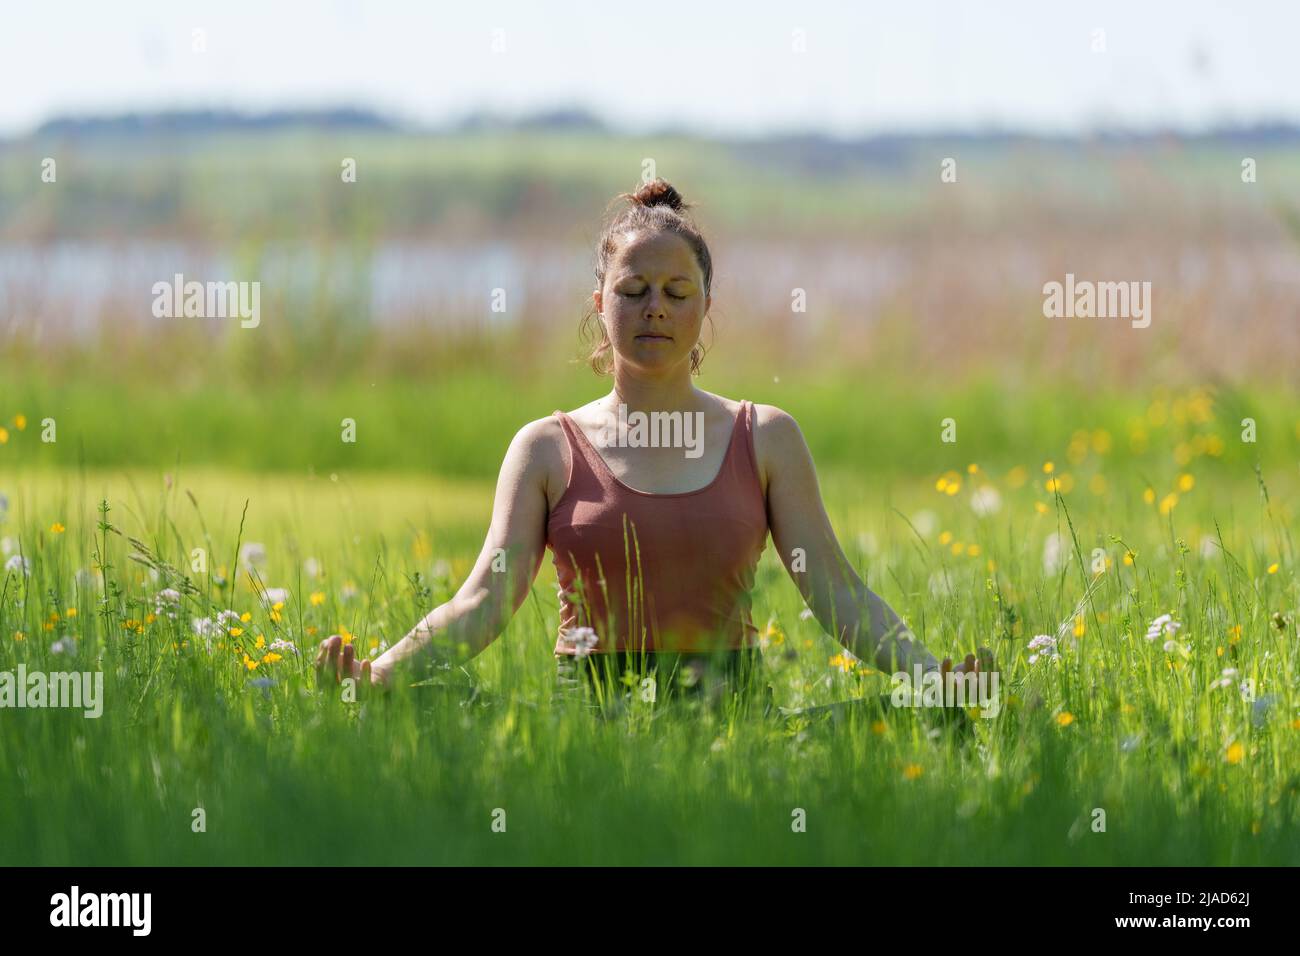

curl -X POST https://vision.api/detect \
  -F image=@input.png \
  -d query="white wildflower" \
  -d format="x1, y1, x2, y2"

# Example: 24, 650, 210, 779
564, 626, 599, 659
51, 636, 77, 655
970, 485, 1002, 517
1027, 634, 1060, 665
911, 510, 937, 538
260, 587, 290, 607
239, 542, 267, 568
154, 587, 182, 620
1145, 614, 1180, 642
4, 554, 31, 576
1042, 533, 1065, 575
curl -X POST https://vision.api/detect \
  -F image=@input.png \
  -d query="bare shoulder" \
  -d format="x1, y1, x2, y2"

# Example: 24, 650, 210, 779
750, 403, 813, 493
751, 403, 807, 452
499, 415, 568, 503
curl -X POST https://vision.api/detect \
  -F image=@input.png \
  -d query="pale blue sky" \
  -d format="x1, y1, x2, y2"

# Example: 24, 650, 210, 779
3, 0, 1296, 136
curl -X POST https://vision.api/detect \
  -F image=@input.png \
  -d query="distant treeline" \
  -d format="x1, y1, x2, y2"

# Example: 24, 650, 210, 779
14, 106, 1300, 155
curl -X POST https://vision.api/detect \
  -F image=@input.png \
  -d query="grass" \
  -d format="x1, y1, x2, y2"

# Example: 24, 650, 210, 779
2, 426, 1298, 863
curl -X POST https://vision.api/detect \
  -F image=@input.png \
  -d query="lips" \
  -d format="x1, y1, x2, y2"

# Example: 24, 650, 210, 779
636, 334, 672, 341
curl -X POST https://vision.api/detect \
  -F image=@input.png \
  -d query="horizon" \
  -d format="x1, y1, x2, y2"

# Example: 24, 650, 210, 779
11, 103, 1300, 144
2, 0, 1297, 139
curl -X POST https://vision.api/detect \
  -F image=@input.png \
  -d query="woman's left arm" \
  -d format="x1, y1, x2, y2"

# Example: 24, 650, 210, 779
755, 404, 974, 677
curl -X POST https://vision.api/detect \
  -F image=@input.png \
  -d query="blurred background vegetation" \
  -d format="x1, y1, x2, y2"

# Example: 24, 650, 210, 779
2, 109, 1299, 479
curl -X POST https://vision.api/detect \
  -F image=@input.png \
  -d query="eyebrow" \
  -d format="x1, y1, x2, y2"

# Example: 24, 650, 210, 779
619, 274, 695, 283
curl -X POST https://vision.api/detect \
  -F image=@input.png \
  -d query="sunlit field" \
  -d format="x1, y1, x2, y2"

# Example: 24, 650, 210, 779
3, 379, 1298, 865
4, 122, 1300, 866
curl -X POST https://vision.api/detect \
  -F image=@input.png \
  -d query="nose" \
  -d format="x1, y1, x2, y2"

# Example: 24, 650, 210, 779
644, 289, 668, 319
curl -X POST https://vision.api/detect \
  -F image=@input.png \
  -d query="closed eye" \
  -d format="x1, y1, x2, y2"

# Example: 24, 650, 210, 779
619, 288, 688, 300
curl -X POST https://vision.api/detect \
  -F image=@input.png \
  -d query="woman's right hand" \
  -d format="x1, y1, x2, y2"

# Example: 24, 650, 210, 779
314, 634, 388, 697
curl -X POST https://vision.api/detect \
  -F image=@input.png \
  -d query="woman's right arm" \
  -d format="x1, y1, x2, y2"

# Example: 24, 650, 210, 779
314, 417, 560, 692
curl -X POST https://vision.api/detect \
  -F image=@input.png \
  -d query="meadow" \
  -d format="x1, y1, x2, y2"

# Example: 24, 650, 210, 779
2, 374, 1298, 865
2, 125, 1299, 864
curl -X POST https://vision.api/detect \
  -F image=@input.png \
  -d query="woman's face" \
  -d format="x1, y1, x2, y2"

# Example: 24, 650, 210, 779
594, 229, 710, 375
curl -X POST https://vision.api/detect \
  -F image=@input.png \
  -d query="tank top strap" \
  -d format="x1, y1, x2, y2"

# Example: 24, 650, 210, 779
738, 399, 762, 487
551, 409, 607, 489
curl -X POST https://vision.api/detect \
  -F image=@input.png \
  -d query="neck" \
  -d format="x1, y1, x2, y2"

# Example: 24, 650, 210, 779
609, 363, 699, 414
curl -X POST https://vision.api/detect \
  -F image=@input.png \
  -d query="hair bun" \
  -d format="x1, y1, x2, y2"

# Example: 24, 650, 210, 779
630, 178, 688, 212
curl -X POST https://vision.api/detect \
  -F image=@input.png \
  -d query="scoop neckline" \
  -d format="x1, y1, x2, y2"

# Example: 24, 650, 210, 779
558, 401, 747, 499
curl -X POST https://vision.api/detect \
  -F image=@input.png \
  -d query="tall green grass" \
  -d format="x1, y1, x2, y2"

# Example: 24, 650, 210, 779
1, 437, 1297, 863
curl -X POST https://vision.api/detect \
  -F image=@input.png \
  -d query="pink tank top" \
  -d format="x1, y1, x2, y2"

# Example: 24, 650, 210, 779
547, 400, 769, 655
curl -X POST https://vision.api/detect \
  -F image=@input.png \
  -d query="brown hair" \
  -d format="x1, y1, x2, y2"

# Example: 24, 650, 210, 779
580, 178, 714, 376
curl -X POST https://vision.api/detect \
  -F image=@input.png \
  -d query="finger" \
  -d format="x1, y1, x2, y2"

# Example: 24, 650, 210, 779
964, 653, 976, 673
315, 635, 339, 679
360, 658, 371, 697
341, 642, 356, 683
326, 637, 342, 682
976, 645, 995, 673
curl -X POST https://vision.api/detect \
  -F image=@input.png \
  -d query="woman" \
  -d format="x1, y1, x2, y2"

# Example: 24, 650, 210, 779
314, 178, 992, 717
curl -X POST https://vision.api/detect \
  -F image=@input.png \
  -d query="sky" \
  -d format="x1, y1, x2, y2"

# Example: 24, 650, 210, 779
2, 0, 1297, 137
